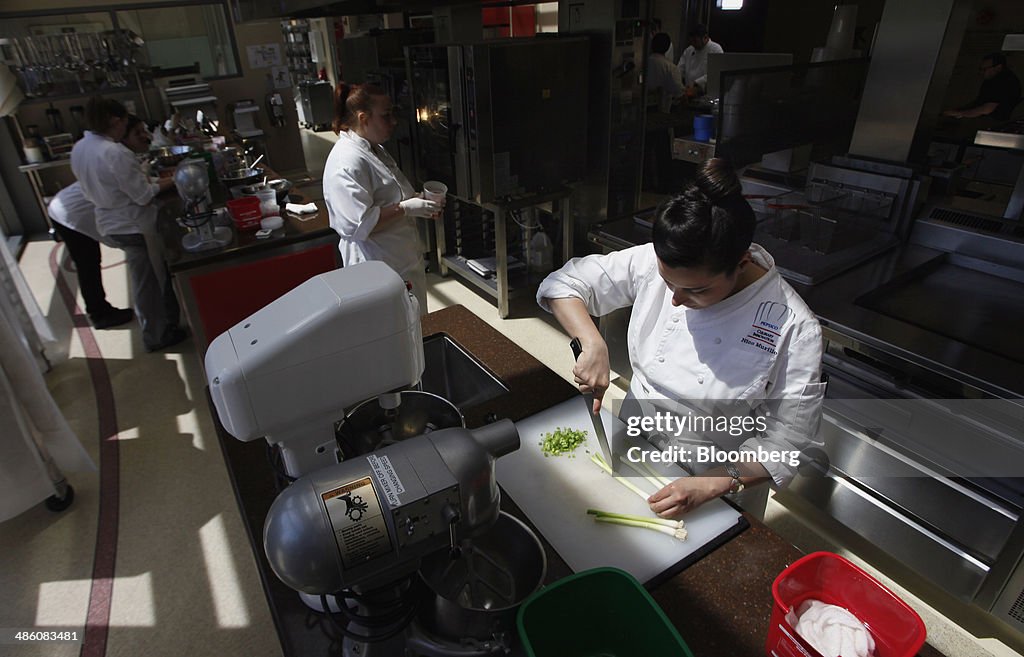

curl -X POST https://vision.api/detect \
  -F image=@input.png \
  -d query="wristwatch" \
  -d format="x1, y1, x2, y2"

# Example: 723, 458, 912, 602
725, 464, 745, 495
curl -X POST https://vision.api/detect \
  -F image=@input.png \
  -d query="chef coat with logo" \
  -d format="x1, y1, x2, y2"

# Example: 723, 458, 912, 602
537, 243, 826, 487
70, 130, 159, 236
323, 130, 423, 280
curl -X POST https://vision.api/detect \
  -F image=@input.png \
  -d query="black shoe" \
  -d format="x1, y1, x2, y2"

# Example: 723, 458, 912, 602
90, 307, 134, 330
145, 326, 190, 353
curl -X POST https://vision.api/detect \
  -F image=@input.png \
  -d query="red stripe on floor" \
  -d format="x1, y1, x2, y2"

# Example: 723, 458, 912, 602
48, 244, 119, 657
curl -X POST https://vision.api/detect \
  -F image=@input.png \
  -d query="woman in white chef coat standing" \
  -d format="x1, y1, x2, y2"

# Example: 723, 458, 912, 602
71, 97, 187, 352
323, 82, 440, 314
538, 158, 826, 518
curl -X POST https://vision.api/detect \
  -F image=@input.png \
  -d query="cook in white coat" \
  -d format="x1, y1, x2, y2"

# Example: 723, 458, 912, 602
48, 182, 134, 329
538, 159, 825, 518
71, 97, 187, 352
677, 23, 724, 96
323, 83, 441, 314
646, 33, 685, 113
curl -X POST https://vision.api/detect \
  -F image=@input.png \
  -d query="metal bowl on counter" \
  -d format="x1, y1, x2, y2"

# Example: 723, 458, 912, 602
219, 166, 265, 188
151, 144, 194, 168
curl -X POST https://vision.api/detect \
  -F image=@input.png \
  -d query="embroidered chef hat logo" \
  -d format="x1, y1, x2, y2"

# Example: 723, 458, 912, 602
741, 302, 791, 355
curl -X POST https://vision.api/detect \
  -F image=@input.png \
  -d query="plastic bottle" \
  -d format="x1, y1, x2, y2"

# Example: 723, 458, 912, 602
529, 228, 554, 274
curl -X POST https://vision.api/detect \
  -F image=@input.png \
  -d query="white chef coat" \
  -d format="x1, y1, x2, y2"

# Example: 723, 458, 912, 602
537, 243, 825, 487
677, 39, 724, 90
70, 130, 159, 236
646, 52, 685, 113
47, 182, 102, 242
323, 130, 422, 280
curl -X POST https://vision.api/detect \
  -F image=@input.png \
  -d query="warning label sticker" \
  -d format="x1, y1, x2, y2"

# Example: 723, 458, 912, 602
321, 477, 391, 568
366, 454, 406, 508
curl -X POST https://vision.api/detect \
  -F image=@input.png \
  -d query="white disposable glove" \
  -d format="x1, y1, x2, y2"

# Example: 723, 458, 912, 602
399, 197, 440, 218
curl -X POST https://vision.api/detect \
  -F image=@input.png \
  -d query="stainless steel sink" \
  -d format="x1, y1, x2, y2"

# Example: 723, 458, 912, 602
421, 334, 509, 410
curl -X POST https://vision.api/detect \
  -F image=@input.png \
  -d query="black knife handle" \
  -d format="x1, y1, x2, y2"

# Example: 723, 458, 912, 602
569, 337, 582, 361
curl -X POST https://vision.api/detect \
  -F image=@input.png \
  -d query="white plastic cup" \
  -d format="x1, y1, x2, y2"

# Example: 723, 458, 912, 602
422, 180, 447, 219
423, 180, 448, 203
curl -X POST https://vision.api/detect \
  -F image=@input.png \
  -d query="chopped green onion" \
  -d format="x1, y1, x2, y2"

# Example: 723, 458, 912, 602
540, 426, 588, 457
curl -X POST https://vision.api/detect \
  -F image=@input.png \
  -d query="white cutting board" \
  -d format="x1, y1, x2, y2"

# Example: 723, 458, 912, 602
498, 396, 743, 585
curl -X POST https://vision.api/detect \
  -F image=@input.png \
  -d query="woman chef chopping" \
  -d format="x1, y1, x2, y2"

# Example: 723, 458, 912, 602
323, 83, 440, 313
538, 159, 826, 518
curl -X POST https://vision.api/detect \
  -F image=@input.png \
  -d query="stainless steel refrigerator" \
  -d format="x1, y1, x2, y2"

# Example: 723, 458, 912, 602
406, 36, 589, 204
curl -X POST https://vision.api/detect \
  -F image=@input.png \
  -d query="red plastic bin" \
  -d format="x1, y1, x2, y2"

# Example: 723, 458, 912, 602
226, 197, 262, 231
767, 552, 926, 657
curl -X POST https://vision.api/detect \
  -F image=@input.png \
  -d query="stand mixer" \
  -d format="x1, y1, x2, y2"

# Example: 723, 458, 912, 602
205, 263, 547, 656
174, 157, 231, 252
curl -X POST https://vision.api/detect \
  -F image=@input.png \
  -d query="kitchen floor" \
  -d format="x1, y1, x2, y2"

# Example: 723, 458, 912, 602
2, 232, 1021, 657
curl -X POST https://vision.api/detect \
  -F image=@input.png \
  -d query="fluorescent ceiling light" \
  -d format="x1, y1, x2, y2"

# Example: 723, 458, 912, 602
719, 0, 744, 9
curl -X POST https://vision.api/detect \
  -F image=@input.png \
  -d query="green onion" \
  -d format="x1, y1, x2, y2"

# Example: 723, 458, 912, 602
586, 508, 683, 529
616, 456, 667, 491
540, 426, 589, 457
589, 513, 688, 540
591, 453, 651, 502
632, 458, 674, 488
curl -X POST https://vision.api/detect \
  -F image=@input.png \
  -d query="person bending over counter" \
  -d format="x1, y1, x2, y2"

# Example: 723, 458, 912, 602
537, 158, 826, 518
323, 82, 441, 314
71, 97, 188, 353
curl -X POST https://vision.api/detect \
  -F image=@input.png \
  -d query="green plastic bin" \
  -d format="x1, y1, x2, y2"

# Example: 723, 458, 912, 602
516, 567, 693, 657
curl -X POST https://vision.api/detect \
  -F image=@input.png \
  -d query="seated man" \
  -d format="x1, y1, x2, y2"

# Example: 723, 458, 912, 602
944, 52, 1021, 122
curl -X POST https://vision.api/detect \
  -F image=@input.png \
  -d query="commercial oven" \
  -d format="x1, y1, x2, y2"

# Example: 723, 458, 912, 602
406, 36, 589, 204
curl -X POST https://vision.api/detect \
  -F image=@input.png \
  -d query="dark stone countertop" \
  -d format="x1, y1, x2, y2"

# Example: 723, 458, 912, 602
156, 169, 335, 274
213, 304, 945, 657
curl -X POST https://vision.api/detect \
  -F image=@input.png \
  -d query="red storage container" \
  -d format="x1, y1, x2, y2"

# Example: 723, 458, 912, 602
767, 552, 926, 657
226, 197, 262, 231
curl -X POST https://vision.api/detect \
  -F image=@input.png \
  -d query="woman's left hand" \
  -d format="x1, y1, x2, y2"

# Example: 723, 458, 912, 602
647, 476, 727, 519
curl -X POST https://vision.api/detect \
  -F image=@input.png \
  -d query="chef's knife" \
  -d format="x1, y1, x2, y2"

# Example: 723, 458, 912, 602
569, 337, 617, 472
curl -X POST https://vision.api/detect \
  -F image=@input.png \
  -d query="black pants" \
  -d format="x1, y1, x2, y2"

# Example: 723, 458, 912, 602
52, 221, 115, 317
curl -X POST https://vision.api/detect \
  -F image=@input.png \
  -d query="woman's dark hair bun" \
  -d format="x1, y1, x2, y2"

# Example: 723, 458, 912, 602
694, 157, 742, 202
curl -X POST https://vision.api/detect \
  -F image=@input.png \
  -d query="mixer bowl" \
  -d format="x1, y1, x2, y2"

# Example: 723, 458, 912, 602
174, 158, 210, 199
418, 512, 547, 642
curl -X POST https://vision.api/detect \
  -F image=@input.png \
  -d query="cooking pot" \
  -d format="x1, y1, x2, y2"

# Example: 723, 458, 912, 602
335, 390, 463, 458
219, 166, 265, 188
417, 512, 547, 643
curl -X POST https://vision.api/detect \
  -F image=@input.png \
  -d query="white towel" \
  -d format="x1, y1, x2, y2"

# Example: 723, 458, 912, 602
793, 599, 875, 657
285, 202, 318, 214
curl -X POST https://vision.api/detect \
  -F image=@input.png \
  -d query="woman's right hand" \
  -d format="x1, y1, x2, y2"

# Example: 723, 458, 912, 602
573, 338, 611, 413
399, 197, 440, 218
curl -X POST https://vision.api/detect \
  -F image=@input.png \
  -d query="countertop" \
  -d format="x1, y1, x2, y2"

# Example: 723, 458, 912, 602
156, 168, 335, 273
212, 304, 945, 657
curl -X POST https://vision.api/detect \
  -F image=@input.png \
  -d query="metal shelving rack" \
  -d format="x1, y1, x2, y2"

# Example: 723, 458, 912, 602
435, 188, 573, 318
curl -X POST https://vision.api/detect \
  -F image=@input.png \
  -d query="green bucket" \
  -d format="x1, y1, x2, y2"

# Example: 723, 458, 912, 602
516, 567, 693, 657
